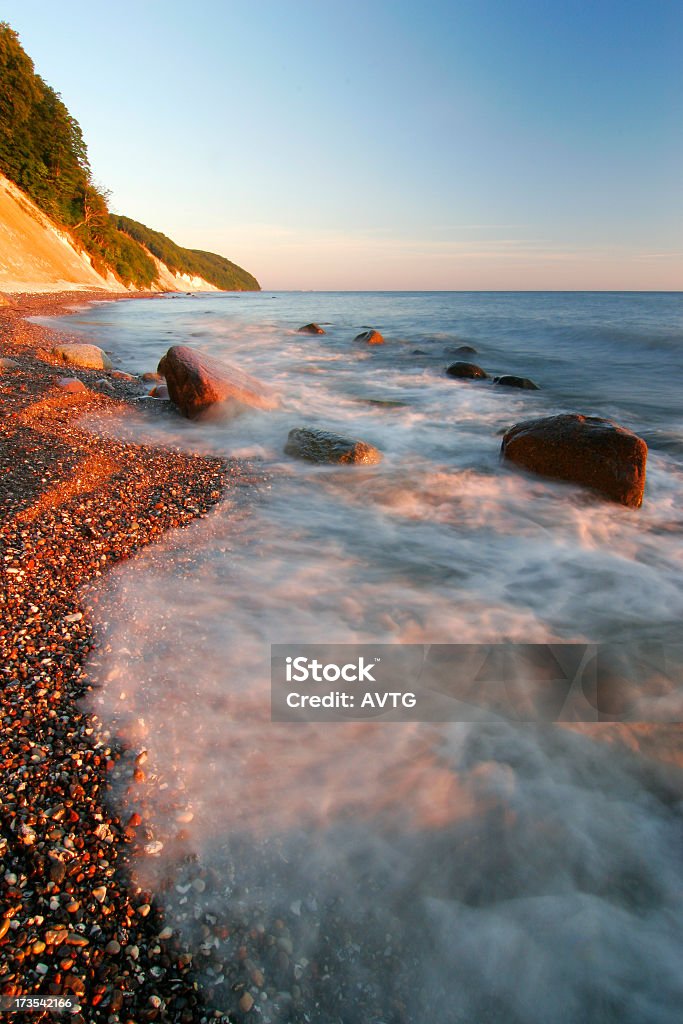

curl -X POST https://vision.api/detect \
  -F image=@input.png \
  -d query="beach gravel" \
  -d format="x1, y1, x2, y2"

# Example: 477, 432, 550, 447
0, 292, 248, 1022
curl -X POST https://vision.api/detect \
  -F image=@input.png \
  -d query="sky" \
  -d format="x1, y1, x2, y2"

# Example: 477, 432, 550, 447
2, 0, 682, 290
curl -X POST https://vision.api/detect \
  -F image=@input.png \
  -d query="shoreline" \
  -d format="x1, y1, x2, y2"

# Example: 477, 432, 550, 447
0, 291, 241, 1022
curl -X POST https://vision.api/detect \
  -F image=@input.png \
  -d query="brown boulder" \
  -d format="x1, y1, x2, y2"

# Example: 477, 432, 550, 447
157, 345, 278, 419
446, 361, 488, 380
285, 427, 383, 465
354, 329, 384, 345
297, 323, 325, 334
501, 413, 647, 508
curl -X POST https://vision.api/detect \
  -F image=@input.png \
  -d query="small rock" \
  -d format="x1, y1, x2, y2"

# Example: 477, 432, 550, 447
111, 370, 135, 381
57, 377, 88, 394
445, 361, 488, 380
48, 858, 66, 884
149, 384, 169, 399
52, 344, 112, 371
451, 344, 478, 354
105, 940, 121, 954
493, 374, 539, 390
92, 886, 107, 903
354, 329, 384, 345
297, 323, 325, 334
239, 992, 254, 1013
0, 357, 19, 372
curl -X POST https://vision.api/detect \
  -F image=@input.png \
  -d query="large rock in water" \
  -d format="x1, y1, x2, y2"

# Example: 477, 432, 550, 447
501, 413, 647, 508
285, 427, 382, 465
52, 344, 112, 371
158, 345, 278, 419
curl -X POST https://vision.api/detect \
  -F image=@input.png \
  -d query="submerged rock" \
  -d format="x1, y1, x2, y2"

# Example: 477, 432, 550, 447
52, 343, 112, 371
501, 413, 647, 508
285, 427, 383, 465
354, 329, 384, 345
446, 361, 488, 380
493, 375, 540, 390
451, 344, 478, 355
158, 345, 278, 419
297, 323, 325, 334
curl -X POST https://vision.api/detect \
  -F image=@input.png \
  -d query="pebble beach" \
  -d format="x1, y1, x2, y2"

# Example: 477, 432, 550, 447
0, 293, 241, 1022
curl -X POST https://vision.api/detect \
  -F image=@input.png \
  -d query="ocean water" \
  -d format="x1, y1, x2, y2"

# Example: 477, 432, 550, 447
52, 292, 683, 1022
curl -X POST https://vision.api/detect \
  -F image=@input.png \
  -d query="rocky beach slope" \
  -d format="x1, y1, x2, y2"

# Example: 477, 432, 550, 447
0, 293, 248, 1022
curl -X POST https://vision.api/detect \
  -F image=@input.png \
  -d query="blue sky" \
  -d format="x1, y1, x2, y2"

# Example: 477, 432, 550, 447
3, 0, 682, 289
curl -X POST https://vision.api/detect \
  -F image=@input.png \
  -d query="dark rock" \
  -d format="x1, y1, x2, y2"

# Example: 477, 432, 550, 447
412, 349, 428, 355
354, 329, 384, 345
452, 345, 478, 355
157, 345, 279, 419
493, 375, 540, 390
285, 427, 383, 465
445, 361, 488, 380
297, 323, 325, 334
501, 413, 647, 508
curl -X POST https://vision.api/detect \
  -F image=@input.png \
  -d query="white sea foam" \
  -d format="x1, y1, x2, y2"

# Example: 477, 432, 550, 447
73, 291, 683, 1022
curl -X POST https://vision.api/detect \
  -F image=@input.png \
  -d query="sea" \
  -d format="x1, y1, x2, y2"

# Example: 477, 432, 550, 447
46, 291, 683, 1023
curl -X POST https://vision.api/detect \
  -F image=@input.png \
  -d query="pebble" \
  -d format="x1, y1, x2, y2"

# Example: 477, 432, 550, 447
239, 992, 254, 1013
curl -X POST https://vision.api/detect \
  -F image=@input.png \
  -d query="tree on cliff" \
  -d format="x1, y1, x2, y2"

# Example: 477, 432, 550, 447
0, 22, 259, 291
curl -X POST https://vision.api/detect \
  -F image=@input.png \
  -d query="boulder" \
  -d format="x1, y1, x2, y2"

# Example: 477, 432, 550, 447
501, 413, 647, 508
297, 323, 325, 334
493, 375, 540, 390
157, 345, 278, 419
285, 427, 383, 465
354, 329, 384, 345
446, 361, 488, 380
52, 344, 112, 371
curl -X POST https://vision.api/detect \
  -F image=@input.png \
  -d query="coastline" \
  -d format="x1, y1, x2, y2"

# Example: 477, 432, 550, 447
0, 291, 239, 1022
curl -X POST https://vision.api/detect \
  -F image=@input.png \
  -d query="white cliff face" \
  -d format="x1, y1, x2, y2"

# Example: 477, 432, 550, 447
0, 173, 218, 295
147, 252, 219, 293
0, 173, 128, 293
